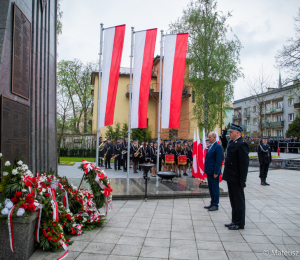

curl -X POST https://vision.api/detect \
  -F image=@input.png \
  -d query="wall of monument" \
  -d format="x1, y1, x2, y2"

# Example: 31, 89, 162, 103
0, 0, 57, 174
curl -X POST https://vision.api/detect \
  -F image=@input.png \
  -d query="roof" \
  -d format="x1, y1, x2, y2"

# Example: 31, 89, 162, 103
233, 83, 299, 104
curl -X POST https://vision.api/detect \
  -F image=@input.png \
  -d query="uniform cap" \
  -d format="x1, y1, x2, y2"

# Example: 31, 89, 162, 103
134, 138, 138, 141
229, 123, 243, 132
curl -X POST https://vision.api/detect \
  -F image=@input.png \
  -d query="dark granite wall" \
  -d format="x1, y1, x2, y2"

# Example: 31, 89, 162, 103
0, 0, 57, 174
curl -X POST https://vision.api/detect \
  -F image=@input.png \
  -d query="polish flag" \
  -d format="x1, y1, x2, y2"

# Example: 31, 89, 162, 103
215, 128, 223, 183
197, 128, 205, 180
161, 33, 189, 129
131, 29, 157, 128
192, 129, 198, 178
99, 25, 126, 127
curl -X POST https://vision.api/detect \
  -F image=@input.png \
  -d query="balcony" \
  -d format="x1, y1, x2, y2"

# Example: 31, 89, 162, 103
125, 84, 191, 98
240, 125, 246, 130
270, 121, 284, 127
232, 113, 241, 119
270, 107, 284, 113
243, 112, 250, 117
294, 102, 300, 109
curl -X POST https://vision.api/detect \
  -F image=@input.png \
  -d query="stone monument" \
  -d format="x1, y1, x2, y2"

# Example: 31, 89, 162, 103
0, 0, 57, 175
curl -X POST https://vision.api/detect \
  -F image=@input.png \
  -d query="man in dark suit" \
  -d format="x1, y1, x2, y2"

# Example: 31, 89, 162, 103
104, 138, 113, 169
122, 136, 129, 172
114, 138, 122, 170
258, 137, 272, 186
204, 132, 223, 211
223, 124, 249, 230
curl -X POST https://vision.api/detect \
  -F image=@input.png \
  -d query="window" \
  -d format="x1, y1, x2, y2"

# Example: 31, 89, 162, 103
276, 115, 283, 122
192, 91, 195, 103
288, 98, 294, 107
253, 118, 257, 125
277, 130, 283, 137
277, 101, 283, 108
253, 106, 256, 112
288, 113, 295, 122
244, 120, 248, 126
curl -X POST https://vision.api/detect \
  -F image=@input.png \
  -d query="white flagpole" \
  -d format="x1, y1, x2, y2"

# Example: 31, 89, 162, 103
96, 23, 104, 167
127, 27, 134, 190
156, 30, 164, 174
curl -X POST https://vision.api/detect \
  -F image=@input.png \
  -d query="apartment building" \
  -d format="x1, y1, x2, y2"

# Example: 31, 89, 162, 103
232, 82, 300, 137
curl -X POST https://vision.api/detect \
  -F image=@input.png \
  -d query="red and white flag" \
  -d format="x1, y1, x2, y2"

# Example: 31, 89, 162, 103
197, 128, 205, 180
192, 129, 198, 178
99, 24, 126, 127
215, 128, 223, 183
131, 29, 157, 128
202, 129, 207, 180
161, 33, 188, 129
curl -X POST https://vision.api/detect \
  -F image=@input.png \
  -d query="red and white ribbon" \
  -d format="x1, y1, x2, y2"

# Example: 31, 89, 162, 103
8, 204, 17, 253
63, 191, 69, 210
50, 189, 59, 223
95, 174, 106, 189
105, 197, 113, 213
82, 160, 95, 174
35, 205, 44, 243
28, 186, 37, 198
56, 240, 69, 260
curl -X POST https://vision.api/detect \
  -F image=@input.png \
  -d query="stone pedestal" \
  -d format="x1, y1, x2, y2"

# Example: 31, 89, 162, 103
0, 212, 38, 260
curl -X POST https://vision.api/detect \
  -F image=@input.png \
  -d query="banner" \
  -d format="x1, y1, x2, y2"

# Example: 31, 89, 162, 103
99, 24, 126, 127
161, 33, 188, 129
131, 29, 157, 128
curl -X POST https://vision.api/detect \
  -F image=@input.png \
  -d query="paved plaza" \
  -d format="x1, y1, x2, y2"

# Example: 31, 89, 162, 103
30, 167, 300, 260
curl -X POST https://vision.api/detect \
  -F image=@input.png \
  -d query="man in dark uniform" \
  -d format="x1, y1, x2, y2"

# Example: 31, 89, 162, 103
274, 138, 278, 152
122, 136, 129, 172
98, 137, 104, 167
104, 138, 113, 169
158, 138, 165, 172
258, 137, 272, 186
223, 124, 249, 230
114, 138, 122, 170
131, 139, 140, 173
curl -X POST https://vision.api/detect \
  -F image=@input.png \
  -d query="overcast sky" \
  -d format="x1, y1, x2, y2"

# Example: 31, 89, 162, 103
58, 0, 299, 101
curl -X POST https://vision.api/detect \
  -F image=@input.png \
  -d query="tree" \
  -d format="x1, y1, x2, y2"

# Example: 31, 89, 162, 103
169, 0, 243, 132
286, 114, 300, 138
276, 8, 300, 86
57, 0, 63, 36
57, 60, 96, 134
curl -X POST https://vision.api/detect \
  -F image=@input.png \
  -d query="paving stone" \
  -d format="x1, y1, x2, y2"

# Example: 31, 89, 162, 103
123, 228, 148, 237
117, 236, 145, 246
242, 234, 271, 244
195, 232, 221, 242
149, 223, 172, 231
111, 244, 142, 257
107, 256, 137, 260
198, 250, 228, 260
147, 230, 171, 239
226, 251, 258, 260
222, 242, 252, 252
76, 253, 108, 260
171, 231, 195, 240
69, 241, 89, 252
169, 246, 198, 259
196, 241, 224, 251
83, 242, 115, 255
143, 237, 170, 247
140, 246, 169, 259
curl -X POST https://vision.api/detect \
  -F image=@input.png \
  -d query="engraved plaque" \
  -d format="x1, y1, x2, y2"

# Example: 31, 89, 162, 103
12, 4, 31, 100
1, 96, 30, 172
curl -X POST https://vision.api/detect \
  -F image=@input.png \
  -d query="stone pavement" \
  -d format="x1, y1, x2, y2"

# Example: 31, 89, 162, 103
30, 168, 300, 260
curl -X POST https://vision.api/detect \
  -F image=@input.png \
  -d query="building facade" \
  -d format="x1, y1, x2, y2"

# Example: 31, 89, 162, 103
232, 83, 300, 137
91, 57, 223, 140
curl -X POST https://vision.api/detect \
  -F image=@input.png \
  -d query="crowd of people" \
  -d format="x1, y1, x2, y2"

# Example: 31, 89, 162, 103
244, 136, 299, 153
98, 137, 195, 177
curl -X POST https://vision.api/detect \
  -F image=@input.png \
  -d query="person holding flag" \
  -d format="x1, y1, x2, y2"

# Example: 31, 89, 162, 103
203, 132, 223, 211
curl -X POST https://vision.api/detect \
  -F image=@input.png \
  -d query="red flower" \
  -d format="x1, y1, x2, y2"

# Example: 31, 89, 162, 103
45, 193, 51, 197
25, 181, 31, 187
27, 198, 34, 204
26, 194, 33, 200
53, 224, 56, 227
11, 197, 18, 203
28, 204, 36, 212
15, 191, 22, 198
35, 183, 38, 188
66, 238, 70, 242
31, 177, 37, 183
48, 237, 51, 241
19, 204, 28, 209
47, 227, 50, 231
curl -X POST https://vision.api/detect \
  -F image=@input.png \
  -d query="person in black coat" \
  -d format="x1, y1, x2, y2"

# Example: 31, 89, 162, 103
131, 139, 140, 173
152, 142, 158, 177
139, 141, 146, 171
104, 138, 113, 169
258, 137, 272, 186
223, 124, 249, 230
121, 136, 129, 172
113, 138, 122, 170
98, 137, 104, 167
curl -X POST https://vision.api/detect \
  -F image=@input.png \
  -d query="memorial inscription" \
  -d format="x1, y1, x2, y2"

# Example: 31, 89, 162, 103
12, 4, 31, 100
1, 96, 30, 172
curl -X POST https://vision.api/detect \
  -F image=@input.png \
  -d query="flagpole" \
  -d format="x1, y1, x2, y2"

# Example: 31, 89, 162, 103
127, 27, 134, 191
156, 30, 164, 174
96, 23, 104, 167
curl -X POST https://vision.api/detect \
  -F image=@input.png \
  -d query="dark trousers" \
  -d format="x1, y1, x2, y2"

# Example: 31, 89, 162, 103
207, 174, 220, 206
227, 182, 245, 228
159, 157, 162, 171
259, 163, 269, 179
133, 162, 138, 173
123, 155, 127, 171
105, 155, 112, 168
98, 157, 104, 167
114, 155, 121, 170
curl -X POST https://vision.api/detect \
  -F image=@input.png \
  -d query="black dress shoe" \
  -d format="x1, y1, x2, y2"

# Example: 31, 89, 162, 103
228, 225, 244, 230
208, 205, 218, 211
264, 180, 270, 185
224, 222, 235, 227
261, 181, 266, 186
183, 173, 188, 176
108, 167, 112, 169
204, 205, 212, 209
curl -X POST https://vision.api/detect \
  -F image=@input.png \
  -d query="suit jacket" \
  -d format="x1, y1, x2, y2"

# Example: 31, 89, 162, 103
223, 137, 249, 183
204, 142, 223, 175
